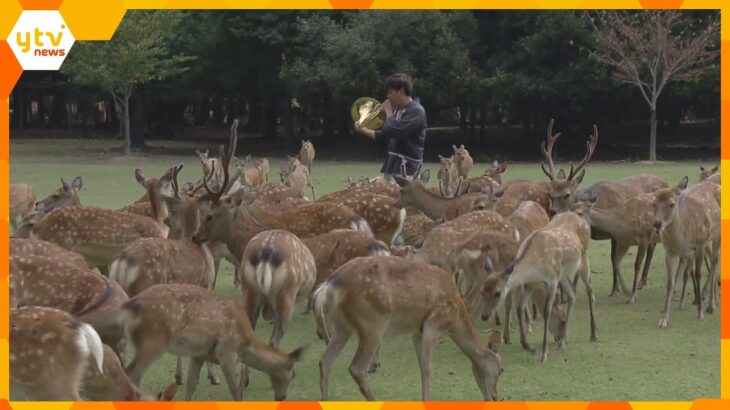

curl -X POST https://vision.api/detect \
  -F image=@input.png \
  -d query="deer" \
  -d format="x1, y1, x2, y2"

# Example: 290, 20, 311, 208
81, 343, 178, 401
653, 177, 720, 328
301, 229, 390, 309
10, 255, 129, 356
318, 191, 407, 245
505, 200, 550, 243
196, 148, 225, 191
237, 155, 269, 190
10, 306, 104, 401
33, 176, 83, 215
485, 160, 509, 184
699, 163, 719, 184
479, 180, 551, 217
480, 211, 597, 363
453, 144, 474, 178
570, 192, 659, 304
437, 155, 461, 197
399, 212, 436, 247
117, 165, 184, 228
313, 256, 504, 401
121, 283, 305, 401
11, 237, 89, 269
280, 156, 316, 200
299, 139, 316, 171
321, 177, 402, 201
10, 183, 35, 233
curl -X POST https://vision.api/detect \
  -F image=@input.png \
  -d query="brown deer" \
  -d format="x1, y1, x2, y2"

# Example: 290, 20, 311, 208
571, 193, 659, 304
453, 144, 474, 178
653, 177, 720, 328
241, 230, 316, 349
485, 160, 509, 183
481, 211, 597, 362
321, 178, 402, 201
399, 212, 436, 247
34, 176, 83, 214
280, 156, 316, 200
480, 180, 551, 218
319, 191, 406, 245
437, 155, 461, 197
506, 200, 550, 243
10, 306, 104, 401
121, 284, 305, 400
10, 183, 35, 233
313, 256, 504, 401
299, 139, 316, 171
117, 165, 183, 227
11, 237, 89, 269
196, 148, 225, 191
10, 255, 129, 355
540, 119, 598, 216
237, 155, 269, 190
81, 344, 178, 401
699, 164, 719, 183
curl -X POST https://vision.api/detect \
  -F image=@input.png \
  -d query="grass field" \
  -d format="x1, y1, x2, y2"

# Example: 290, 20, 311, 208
9, 138, 720, 401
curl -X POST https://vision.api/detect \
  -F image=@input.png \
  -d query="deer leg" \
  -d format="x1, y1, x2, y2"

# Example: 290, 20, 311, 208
694, 251, 705, 321
515, 290, 534, 353
628, 244, 647, 304
578, 257, 597, 342
319, 321, 353, 400
206, 362, 220, 385
349, 327, 387, 401
218, 354, 241, 400
540, 282, 558, 363
184, 357, 205, 400
639, 243, 655, 289
659, 254, 682, 328
243, 287, 263, 330
678, 263, 692, 309
706, 244, 719, 314
413, 322, 440, 401
609, 241, 629, 297
503, 291, 513, 344
558, 277, 576, 349
175, 356, 184, 385
270, 290, 295, 350
125, 340, 166, 386
368, 344, 382, 373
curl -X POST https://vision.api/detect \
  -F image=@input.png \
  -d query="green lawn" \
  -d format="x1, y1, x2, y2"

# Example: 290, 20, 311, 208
10, 138, 720, 401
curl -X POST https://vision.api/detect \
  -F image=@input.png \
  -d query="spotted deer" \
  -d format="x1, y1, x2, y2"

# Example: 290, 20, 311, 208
540, 119, 599, 216
81, 344, 178, 401
11, 237, 89, 269
117, 165, 183, 229
10, 306, 104, 401
699, 164, 719, 183
319, 191, 406, 245
478, 180, 550, 218
485, 160, 509, 184
280, 157, 316, 200
313, 256, 504, 401
299, 139, 316, 171
506, 201, 550, 243
481, 211, 597, 362
34, 176, 83, 214
237, 155, 270, 190
10, 255, 129, 355
571, 192, 659, 304
653, 177, 720, 328
437, 155, 460, 197
196, 148, 225, 191
10, 183, 35, 233
453, 144, 474, 178
121, 284, 305, 400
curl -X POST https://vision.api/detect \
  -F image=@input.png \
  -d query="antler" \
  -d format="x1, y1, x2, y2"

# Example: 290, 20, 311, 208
203, 119, 238, 204
568, 124, 598, 181
540, 119, 561, 180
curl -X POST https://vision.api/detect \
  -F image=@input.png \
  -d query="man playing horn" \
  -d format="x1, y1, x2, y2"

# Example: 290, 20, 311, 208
355, 73, 427, 181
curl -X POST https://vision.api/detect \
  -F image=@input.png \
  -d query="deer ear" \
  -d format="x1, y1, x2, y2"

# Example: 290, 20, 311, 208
557, 169, 566, 179
393, 175, 408, 187
483, 255, 495, 275
487, 330, 503, 353
72, 176, 83, 191
712, 165, 719, 173
677, 176, 689, 190
499, 161, 508, 172
452, 144, 458, 151
134, 169, 146, 187
460, 144, 465, 149
61, 178, 71, 192
700, 164, 706, 172
419, 169, 431, 184
573, 169, 586, 186
159, 383, 177, 401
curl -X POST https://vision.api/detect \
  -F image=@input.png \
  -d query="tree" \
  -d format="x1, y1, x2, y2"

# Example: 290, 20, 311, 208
586, 10, 719, 161
61, 11, 193, 154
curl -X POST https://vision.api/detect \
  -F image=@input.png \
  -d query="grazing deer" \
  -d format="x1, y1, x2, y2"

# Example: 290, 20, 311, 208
302, 229, 390, 307
313, 256, 504, 401
280, 157, 316, 200
34, 176, 83, 214
121, 284, 305, 400
299, 139, 316, 171
481, 211, 597, 362
10, 255, 129, 355
241, 230, 316, 349
571, 193, 658, 304
540, 119, 599, 216
437, 155, 461, 197
699, 164, 719, 183
10, 306, 104, 401
319, 191, 406, 245
82, 344, 178, 401
10, 183, 35, 232
653, 177, 720, 328
11, 237, 89, 269
453, 144, 474, 178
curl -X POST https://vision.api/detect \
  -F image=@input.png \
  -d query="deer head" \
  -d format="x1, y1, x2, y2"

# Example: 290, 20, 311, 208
652, 176, 688, 235
699, 163, 719, 182
541, 119, 598, 216
35, 176, 83, 214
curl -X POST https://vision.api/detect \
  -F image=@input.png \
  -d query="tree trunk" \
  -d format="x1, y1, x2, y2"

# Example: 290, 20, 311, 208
130, 92, 146, 150
123, 95, 131, 155
322, 91, 334, 142
649, 106, 657, 161
284, 94, 295, 151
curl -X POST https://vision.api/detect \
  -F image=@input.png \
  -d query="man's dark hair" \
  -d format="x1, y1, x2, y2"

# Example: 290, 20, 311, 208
385, 73, 413, 96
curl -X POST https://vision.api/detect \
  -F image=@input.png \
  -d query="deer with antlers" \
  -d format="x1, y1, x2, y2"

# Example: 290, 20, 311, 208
654, 177, 720, 328
480, 211, 597, 362
10, 306, 104, 401
121, 284, 305, 400
10, 183, 35, 233
313, 256, 504, 401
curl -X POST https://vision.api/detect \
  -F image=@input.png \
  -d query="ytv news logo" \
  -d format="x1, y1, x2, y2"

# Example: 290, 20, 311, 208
8, 10, 75, 70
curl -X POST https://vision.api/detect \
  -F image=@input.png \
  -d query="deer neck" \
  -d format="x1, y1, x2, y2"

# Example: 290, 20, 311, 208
588, 207, 629, 238
448, 300, 489, 363
660, 208, 684, 251
228, 207, 267, 262
407, 184, 456, 220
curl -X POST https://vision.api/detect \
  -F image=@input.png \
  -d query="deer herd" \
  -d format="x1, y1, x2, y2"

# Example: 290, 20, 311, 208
8, 119, 721, 401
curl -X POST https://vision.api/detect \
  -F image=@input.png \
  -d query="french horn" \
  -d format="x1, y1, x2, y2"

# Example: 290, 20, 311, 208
351, 97, 385, 130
